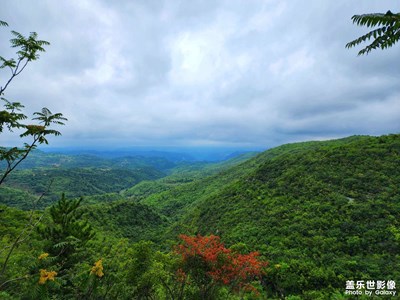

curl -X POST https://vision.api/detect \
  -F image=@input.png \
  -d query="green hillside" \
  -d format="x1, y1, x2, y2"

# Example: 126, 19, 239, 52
82, 200, 170, 244
147, 134, 399, 298
0, 151, 255, 210
134, 140, 337, 220
0, 166, 164, 209
123, 152, 257, 203
1, 134, 399, 299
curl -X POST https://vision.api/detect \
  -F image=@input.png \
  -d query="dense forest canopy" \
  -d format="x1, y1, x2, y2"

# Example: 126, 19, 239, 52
1, 134, 399, 299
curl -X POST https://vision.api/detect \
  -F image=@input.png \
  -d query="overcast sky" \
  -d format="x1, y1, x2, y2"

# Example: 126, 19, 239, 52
1, 0, 399, 150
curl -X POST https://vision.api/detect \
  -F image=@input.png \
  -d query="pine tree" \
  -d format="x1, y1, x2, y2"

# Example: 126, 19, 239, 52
39, 194, 94, 272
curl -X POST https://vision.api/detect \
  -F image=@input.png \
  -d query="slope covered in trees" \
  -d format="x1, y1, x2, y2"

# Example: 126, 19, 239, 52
0, 166, 164, 209
0, 150, 256, 210
153, 134, 399, 298
83, 201, 170, 244
1, 134, 399, 299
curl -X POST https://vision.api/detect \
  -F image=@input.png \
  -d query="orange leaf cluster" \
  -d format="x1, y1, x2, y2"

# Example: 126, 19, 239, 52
176, 234, 267, 288
176, 235, 229, 263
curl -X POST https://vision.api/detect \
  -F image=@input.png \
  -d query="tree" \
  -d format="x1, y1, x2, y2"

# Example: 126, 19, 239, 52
346, 10, 400, 55
175, 234, 268, 299
29, 194, 95, 298
0, 20, 67, 185
39, 194, 95, 270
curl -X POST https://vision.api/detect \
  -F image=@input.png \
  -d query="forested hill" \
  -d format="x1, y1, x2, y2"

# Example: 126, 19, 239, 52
1, 134, 399, 299
145, 134, 398, 297
188, 134, 400, 242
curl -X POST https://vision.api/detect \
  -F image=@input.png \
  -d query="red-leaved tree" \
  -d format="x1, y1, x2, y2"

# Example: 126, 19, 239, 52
175, 234, 267, 299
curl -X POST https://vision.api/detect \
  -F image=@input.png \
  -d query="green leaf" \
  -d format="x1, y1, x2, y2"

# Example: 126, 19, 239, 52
346, 11, 400, 55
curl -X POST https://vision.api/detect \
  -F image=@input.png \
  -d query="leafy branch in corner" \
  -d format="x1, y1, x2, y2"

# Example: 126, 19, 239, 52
346, 10, 400, 55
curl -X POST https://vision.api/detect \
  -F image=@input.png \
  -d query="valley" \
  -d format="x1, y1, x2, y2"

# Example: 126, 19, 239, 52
1, 134, 399, 299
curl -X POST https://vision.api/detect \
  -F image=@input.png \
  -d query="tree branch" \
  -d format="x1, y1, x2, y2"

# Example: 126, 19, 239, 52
0, 135, 40, 185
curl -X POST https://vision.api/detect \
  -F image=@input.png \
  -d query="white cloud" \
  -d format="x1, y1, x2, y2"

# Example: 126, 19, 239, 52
167, 15, 249, 88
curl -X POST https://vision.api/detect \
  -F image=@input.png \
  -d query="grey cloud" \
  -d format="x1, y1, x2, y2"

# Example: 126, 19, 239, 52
1, 0, 399, 149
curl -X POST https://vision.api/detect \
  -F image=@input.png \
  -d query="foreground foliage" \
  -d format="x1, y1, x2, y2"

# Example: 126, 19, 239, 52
0, 195, 267, 299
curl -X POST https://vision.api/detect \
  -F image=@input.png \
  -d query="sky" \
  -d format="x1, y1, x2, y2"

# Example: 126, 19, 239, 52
1, 0, 399, 150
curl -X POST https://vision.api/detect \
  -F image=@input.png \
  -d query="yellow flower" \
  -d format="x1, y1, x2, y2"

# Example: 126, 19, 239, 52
38, 253, 49, 260
38, 269, 57, 284
90, 259, 104, 278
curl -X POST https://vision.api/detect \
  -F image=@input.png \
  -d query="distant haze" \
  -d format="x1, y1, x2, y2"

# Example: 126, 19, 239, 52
41, 146, 262, 162
1, 0, 399, 150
